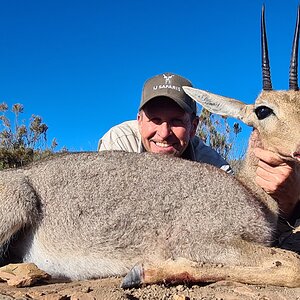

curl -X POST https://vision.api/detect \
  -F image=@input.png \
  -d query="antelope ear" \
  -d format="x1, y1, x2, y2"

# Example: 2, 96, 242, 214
183, 86, 256, 126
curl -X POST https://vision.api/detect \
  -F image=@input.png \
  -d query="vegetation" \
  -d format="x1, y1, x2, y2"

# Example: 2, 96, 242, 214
196, 108, 244, 172
0, 102, 57, 169
0, 102, 244, 171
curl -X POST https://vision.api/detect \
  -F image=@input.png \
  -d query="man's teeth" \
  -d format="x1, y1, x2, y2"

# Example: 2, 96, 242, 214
155, 142, 171, 148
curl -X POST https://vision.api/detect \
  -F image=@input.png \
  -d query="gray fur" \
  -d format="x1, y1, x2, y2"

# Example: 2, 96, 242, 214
0, 150, 274, 280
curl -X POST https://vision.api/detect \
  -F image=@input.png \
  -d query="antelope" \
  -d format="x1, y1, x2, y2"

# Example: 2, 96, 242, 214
122, 5, 300, 287
0, 7, 300, 289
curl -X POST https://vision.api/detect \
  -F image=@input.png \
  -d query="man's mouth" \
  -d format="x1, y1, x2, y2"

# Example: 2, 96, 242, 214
155, 141, 173, 148
150, 140, 177, 153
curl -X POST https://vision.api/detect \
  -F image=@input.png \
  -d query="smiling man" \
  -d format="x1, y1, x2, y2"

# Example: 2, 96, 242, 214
138, 97, 195, 157
98, 72, 232, 173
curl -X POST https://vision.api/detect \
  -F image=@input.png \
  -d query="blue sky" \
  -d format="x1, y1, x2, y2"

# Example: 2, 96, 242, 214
0, 0, 299, 151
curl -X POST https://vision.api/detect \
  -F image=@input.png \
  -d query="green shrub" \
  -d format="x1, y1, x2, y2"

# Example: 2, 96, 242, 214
0, 103, 57, 169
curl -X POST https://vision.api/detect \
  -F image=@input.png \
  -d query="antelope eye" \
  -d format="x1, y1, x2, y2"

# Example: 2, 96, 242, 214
255, 106, 274, 120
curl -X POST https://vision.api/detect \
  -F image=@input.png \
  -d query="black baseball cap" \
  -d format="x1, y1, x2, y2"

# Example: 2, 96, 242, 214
139, 73, 197, 114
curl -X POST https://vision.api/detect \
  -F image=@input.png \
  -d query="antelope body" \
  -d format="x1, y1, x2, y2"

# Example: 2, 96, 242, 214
0, 151, 276, 280
1, 7, 300, 288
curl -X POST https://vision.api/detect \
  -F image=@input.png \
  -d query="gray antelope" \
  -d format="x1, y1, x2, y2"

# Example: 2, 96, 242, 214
1, 7, 300, 288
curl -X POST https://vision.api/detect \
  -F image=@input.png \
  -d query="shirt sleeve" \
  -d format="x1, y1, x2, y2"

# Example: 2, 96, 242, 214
98, 121, 141, 153
192, 137, 234, 174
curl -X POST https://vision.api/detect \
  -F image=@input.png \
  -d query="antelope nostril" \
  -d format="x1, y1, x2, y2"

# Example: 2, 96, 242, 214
293, 152, 300, 160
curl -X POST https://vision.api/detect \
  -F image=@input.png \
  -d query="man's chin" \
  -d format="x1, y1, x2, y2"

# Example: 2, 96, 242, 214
146, 141, 182, 156
152, 147, 179, 156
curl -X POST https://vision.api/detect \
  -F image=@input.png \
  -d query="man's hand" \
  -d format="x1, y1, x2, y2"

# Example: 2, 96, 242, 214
253, 147, 300, 220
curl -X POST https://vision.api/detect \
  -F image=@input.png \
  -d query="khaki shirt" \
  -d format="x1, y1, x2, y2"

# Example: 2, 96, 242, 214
98, 120, 233, 174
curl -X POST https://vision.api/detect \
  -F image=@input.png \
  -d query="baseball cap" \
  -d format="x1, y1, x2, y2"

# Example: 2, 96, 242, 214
139, 73, 197, 114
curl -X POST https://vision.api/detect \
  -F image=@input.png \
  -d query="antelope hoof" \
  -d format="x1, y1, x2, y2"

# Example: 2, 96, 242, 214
121, 264, 144, 289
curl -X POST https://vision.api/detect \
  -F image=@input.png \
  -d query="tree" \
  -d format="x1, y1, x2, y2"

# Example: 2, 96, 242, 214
0, 102, 57, 169
197, 108, 243, 166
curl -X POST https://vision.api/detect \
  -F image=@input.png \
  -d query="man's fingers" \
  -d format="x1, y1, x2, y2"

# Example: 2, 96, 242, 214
253, 147, 284, 166
255, 167, 282, 193
257, 159, 293, 176
255, 175, 273, 194
257, 160, 276, 174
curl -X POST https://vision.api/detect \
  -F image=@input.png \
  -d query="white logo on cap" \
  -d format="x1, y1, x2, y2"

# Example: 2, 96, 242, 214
163, 74, 174, 84
152, 74, 181, 92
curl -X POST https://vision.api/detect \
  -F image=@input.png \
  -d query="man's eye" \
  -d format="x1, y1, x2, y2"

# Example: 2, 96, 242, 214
172, 119, 184, 126
255, 106, 274, 120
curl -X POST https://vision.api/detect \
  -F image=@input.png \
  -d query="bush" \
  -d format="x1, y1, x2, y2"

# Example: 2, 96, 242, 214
0, 103, 57, 169
197, 108, 243, 164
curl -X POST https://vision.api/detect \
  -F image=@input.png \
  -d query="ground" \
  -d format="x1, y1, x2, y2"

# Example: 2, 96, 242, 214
0, 277, 300, 300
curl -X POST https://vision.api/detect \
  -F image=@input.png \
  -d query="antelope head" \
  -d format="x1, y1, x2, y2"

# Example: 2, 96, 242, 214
183, 6, 300, 162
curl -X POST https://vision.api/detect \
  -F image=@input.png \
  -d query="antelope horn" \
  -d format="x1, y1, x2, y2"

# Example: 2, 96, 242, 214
261, 5, 272, 91
289, 6, 300, 91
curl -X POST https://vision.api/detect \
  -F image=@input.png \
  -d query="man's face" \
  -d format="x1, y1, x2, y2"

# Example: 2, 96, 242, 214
138, 97, 198, 157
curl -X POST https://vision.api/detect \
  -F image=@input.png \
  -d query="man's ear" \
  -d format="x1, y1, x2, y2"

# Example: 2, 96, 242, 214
137, 111, 143, 129
137, 111, 142, 121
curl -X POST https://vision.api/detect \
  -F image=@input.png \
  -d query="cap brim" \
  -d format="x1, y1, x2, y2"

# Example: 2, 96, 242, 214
140, 95, 194, 114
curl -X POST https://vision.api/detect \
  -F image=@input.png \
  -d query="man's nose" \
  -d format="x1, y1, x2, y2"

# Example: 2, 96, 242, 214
157, 122, 172, 139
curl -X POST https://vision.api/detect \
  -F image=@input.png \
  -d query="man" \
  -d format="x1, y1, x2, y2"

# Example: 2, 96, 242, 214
99, 72, 300, 251
98, 73, 232, 174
